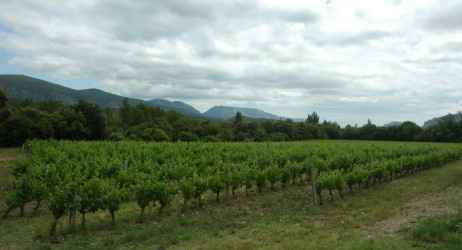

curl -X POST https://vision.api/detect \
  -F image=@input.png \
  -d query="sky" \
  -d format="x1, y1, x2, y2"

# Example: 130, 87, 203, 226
0, 0, 461, 126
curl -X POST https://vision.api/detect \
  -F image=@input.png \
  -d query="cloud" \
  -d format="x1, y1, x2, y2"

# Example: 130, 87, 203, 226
339, 96, 378, 103
422, 0, 462, 31
336, 30, 395, 46
0, 0, 462, 126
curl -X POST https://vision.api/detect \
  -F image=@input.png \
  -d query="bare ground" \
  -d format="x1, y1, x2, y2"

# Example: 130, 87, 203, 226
361, 183, 462, 238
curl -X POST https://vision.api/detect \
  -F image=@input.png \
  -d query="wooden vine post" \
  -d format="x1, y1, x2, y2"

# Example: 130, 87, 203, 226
310, 164, 317, 206
307, 146, 318, 206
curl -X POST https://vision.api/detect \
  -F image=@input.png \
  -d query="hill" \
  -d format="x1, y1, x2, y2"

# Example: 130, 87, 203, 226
0, 75, 148, 108
203, 105, 283, 120
383, 121, 403, 127
0, 75, 197, 115
0, 75, 296, 121
0, 74, 347, 123
422, 113, 462, 129
148, 99, 201, 116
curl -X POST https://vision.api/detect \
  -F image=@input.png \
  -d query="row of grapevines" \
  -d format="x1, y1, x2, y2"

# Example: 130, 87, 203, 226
315, 147, 461, 204
3, 140, 461, 235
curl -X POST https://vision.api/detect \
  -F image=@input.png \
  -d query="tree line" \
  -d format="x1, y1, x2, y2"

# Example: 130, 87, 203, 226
0, 89, 461, 146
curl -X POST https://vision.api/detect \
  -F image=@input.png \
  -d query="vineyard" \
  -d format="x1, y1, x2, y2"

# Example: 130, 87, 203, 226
2, 140, 462, 238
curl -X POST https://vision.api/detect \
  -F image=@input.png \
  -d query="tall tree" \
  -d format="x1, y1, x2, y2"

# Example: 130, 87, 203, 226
52, 107, 90, 140
0, 89, 11, 121
74, 100, 107, 140
119, 98, 132, 126
234, 111, 243, 123
306, 111, 319, 125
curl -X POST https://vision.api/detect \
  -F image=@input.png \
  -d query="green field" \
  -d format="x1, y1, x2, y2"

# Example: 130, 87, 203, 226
0, 140, 461, 249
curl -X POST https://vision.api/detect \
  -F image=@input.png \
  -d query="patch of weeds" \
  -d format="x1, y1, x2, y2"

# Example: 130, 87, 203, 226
260, 195, 274, 209
102, 235, 116, 248
343, 238, 418, 250
33, 229, 48, 241
410, 218, 447, 243
211, 230, 222, 237
28, 242, 52, 250
409, 212, 462, 248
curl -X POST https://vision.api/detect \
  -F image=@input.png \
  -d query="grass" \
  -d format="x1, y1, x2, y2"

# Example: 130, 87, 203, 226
0, 148, 19, 204
0, 148, 461, 249
409, 213, 462, 248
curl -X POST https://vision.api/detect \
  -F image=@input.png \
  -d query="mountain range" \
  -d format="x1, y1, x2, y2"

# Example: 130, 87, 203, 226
0, 74, 284, 121
0, 74, 457, 127
203, 106, 283, 120
422, 113, 462, 129
383, 121, 403, 127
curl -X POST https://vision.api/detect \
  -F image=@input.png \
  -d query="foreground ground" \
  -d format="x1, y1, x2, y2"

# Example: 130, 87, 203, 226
0, 147, 461, 249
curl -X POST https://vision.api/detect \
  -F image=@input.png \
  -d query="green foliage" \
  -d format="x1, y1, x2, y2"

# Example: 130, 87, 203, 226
264, 164, 281, 190
4, 139, 462, 236
179, 179, 196, 203
134, 177, 155, 218
234, 111, 242, 123
410, 213, 462, 247
255, 170, 267, 193
192, 177, 207, 207
151, 181, 176, 215
79, 178, 106, 214
208, 174, 226, 202
2, 76, 462, 145
140, 127, 170, 142
0, 88, 11, 121
52, 107, 90, 140
178, 131, 199, 142
109, 132, 125, 141
102, 181, 126, 224
74, 100, 107, 140
306, 111, 319, 125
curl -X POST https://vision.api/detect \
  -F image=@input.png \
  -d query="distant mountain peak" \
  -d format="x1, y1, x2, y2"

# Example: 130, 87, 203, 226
0, 74, 201, 116
422, 113, 462, 129
147, 99, 201, 115
383, 121, 403, 127
202, 105, 283, 120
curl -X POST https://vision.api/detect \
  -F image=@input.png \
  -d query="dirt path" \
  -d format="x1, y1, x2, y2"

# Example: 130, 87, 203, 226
361, 183, 462, 238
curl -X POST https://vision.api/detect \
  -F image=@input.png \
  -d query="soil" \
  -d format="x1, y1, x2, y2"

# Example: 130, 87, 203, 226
361, 183, 462, 238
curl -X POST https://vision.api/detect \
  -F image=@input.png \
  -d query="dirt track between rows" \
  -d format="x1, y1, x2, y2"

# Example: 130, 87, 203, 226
362, 183, 462, 238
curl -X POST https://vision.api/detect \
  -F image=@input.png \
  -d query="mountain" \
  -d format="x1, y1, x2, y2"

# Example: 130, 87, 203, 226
0, 74, 198, 115
1, 74, 301, 122
383, 121, 403, 127
148, 99, 201, 116
0, 75, 150, 108
203, 106, 283, 120
422, 113, 462, 129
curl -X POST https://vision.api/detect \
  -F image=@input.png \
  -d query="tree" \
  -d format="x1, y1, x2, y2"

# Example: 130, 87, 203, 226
306, 111, 319, 125
342, 124, 359, 140
321, 121, 342, 139
253, 128, 267, 142
52, 107, 90, 140
359, 121, 378, 140
234, 111, 243, 123
74, 100, 107, 140
178, 131, 199, 142
0, 116, 27, 146
17, 107, 54, 139
397, 121, 422, 141
140, 127, 170, 141
120, 98, 132, 126
0, 89, 11, 121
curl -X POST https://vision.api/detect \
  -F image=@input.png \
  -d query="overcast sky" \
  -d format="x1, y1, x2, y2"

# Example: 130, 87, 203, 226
1, 0, 461, 126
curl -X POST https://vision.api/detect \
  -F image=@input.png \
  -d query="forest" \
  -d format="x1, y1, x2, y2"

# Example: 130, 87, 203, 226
0, 88, 461, 147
